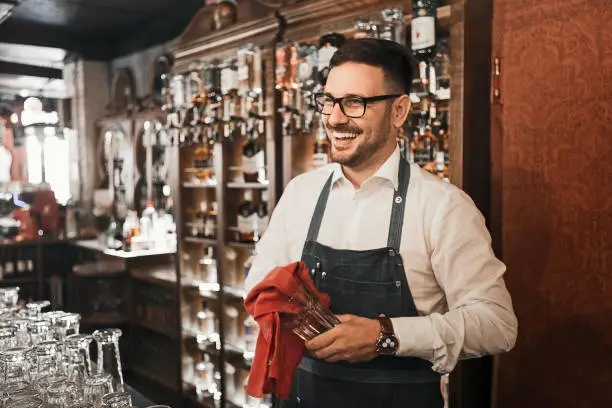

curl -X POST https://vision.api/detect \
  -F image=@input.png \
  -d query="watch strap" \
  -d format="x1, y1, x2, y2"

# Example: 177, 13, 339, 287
377, 316, 395, 334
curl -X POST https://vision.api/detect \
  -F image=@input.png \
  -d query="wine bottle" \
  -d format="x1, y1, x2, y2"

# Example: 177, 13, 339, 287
204, 202, 217, 239
242, 132, 265, 183
237, 190, 256, 243
317, 33, 346, 86
411, 0, 437, 93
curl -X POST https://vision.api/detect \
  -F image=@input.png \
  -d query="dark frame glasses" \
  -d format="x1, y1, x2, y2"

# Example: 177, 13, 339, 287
313, 93, 402, 118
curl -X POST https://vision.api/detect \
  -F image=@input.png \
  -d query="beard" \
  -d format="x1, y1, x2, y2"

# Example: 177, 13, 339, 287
327, 109, 392, 169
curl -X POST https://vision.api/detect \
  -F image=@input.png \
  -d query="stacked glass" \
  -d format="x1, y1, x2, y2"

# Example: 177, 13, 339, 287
0, 286, 169, 408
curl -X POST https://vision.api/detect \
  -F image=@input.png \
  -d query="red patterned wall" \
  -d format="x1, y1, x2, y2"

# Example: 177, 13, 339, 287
493, 0, 612, 407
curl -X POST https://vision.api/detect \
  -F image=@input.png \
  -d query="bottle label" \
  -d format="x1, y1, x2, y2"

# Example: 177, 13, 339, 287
221, 68, 238, 94
27, 260, 34, 273
204, 219, 216, 237
238, 65, 249, 81
436, 151, 445, 170
312, 153, 329, 168
242, 150, 264, 175
5, 262, 13, 276
411, 16, 435, 51
429, 64, 438, 94
17, 260, 25, 274
238, 214, 256, 235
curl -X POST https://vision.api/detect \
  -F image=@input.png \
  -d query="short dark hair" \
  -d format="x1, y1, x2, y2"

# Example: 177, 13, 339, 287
329, 38, 414, 95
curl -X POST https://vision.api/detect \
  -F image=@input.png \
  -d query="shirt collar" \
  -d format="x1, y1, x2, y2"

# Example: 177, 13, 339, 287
331, 146, 401, 190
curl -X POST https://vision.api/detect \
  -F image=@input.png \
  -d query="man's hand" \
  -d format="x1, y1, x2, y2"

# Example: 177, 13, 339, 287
305, 314, 380, 363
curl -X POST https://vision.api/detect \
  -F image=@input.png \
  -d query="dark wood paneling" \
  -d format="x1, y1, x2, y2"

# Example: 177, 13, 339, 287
492, 1, 612, 407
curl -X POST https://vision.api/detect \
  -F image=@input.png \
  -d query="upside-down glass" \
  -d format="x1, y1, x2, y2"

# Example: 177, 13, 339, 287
1, 347, 31, 384
0, 287, 20, 308
11, 318, 32, 347
5, 396, 44, 408
0, 325, 17, 351
64, 334, 93, 384
30, 340, 60, 381
280, 276, 340, 341
93, 328, 124, 392
83, 373, 113, 407
27, 320, 52, 345
25, 301, 51, 318
46, 378, 79, 408
101, 391, 132, 408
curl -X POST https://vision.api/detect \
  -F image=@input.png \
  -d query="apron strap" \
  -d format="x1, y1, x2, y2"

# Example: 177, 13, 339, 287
305, 172, 335, 242
387, 159, 411, 251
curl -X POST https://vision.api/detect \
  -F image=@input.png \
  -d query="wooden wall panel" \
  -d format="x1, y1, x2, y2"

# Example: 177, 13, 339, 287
492, 1, 612, 407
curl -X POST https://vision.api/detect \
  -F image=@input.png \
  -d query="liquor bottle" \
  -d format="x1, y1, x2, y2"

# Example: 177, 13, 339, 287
196, 202, 208, 238
16, 249, 26, 275
255, 191, 269, 241
237, 190, 256, 243
275, 42, 290, 90
3, 254, 13, 277
199, 247, 217, 284
313, 120, 330, 168
193, 139, 214, 183
204, 201, 217, 239
380, 7, 406, 45
250, 46, 264, 97
411, 0, 437, 93
317, 33, 346, 86
242, 132, 265, 183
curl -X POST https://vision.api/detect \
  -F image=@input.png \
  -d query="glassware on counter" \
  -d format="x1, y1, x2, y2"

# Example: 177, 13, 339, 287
0, 287, 19, 307
101, 391, 132, 408
0, 325, 17, 351
92, 328, 124, 392
83, 373, 113, 406
195, 357, 214, 395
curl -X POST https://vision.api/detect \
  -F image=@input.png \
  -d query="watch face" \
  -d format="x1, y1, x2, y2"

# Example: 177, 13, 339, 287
378, 334, 398, 355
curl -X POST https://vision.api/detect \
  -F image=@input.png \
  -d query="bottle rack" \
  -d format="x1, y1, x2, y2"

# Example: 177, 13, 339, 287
169, 1, 460, 407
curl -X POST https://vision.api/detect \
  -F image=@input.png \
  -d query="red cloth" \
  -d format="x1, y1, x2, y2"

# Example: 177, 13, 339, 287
244, 261, 330, 400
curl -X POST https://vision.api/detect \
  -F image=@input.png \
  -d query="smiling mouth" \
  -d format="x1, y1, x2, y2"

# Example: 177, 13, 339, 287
330, 131, 359, 140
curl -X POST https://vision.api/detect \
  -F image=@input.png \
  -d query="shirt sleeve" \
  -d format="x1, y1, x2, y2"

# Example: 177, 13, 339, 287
391, 188, 518, 373
244, 179, 298, 294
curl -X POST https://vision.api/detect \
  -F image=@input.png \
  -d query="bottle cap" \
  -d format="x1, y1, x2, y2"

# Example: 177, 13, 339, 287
244, 190, 253, 202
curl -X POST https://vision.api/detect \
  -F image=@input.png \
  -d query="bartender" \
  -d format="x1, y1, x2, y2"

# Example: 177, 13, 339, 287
245, 38, 518, 408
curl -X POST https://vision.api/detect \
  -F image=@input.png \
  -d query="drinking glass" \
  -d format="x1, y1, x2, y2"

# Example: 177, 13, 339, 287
1, 347, 31, 384
83, 373, 113, 407
101, 391, 132, 408
12, 318, 33, 347
68, 404, 95, 408
0, 325, 17, 351
30, 340, 60, 381
281, 278, 340, 341
0, 287, 20, 308
27, 320, 52, 345
64, 334, 93, 383
46, 378, 78, 408
93, 328, 124, 392
55, 313, 81, 341
5, 395, 44, 408
25, 301, 51, 318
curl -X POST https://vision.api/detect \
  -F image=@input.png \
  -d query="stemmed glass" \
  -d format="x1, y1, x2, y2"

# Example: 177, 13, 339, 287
25, 301, 51, 318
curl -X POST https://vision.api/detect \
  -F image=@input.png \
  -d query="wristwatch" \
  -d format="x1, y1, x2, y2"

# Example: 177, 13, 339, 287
375, 315, 399, 356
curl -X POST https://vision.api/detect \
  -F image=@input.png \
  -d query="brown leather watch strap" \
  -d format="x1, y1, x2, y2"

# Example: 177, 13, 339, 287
377, 316, 395, 334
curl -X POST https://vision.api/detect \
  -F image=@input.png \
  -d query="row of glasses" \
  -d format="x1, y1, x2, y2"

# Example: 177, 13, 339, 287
0, 286, 132, 408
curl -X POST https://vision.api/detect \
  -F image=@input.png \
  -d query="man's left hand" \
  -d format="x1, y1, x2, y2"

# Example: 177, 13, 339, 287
305, 314, 380, 363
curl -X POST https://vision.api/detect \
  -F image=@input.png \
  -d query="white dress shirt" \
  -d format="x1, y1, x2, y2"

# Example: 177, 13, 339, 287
245, 146, 518, 374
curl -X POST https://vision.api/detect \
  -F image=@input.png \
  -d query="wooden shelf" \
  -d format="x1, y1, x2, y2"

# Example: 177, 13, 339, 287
0, 276, 37, 285
131, 266, 177, 288
223, 285, 247, 300
182, 182, 218, 189
135, 320, 179, 340
226, 181, 269, 189
184, 237, 218, 246
226, 241, 257, 249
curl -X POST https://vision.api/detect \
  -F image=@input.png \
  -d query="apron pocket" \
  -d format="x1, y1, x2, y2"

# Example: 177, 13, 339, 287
320, 274, 402, 318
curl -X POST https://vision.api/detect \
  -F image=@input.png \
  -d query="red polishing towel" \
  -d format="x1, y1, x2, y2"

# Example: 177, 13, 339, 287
244, 261, 330, 400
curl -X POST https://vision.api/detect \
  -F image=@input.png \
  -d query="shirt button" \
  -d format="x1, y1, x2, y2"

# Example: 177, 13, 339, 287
395, 196, 402, 204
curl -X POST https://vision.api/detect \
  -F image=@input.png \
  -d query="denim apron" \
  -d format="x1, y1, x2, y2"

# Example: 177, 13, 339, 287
279, 159, 442, 408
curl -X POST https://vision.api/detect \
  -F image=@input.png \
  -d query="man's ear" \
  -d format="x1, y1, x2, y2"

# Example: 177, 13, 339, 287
392, 95, 411, 128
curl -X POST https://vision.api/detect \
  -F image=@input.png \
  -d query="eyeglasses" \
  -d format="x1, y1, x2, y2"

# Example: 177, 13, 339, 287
313, 93, 401, 118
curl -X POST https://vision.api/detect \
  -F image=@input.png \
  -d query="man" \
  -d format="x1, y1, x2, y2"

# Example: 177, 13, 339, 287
245, 38, 517, 408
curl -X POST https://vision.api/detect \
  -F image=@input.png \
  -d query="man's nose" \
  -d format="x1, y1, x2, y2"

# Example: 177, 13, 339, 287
327, 102, 349, 127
